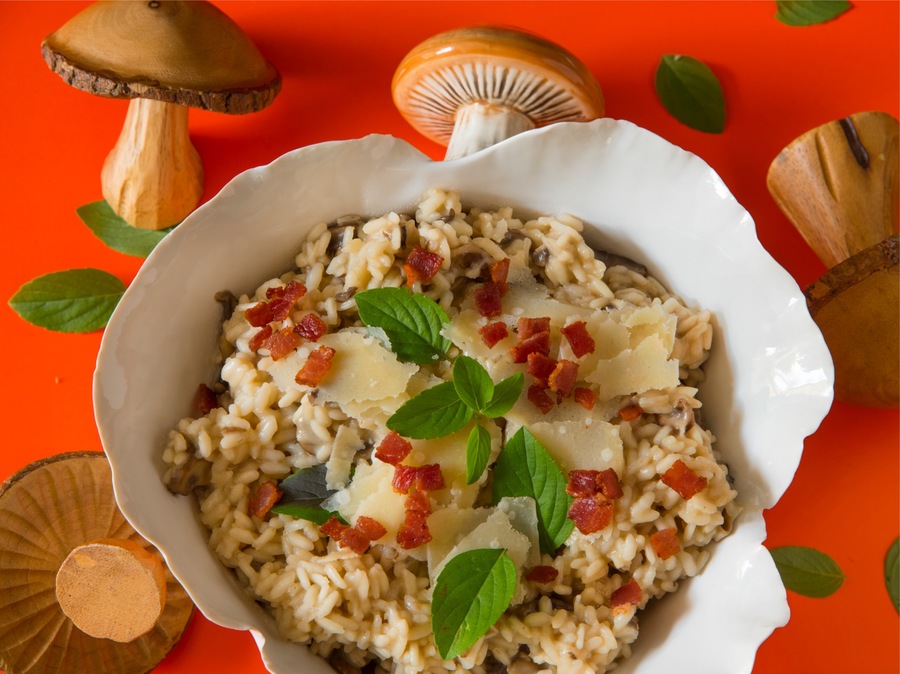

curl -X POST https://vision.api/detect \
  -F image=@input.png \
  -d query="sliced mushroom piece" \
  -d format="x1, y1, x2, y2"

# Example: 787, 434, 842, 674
165, 456, 212, 495
392, 27, 603, 160
657, 398, 695, 433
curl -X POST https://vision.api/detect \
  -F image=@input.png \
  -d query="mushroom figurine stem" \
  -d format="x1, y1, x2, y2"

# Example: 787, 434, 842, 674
446, 102, 535, 160
101, 99, 203, 230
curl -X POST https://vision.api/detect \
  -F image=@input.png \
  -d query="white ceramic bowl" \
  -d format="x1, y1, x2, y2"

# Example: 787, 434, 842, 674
95, 119, 834, 674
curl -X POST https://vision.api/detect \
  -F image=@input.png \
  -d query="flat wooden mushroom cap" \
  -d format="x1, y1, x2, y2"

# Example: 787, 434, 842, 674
0, 452, 192, 674
41, 0, 281, 114
392, 26, 604, 147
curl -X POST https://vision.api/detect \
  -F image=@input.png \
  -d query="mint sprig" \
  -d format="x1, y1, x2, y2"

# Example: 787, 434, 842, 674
431, 548, 516, 660
770, 545, 845, 598
355, 287, 451, 364
387, 381, 473, 439
466, 424, 493, 485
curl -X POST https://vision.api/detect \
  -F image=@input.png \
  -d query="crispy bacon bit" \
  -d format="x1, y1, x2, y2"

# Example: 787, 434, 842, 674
510, 331, 551, 363
661, 459, 708, 500
248, 481, 283, 518
525, 565, 559, 584
567, 496, 614, 534
265, 327, 301, 360
567, 470, 601, 497
527, 384, 554, 414
196, 383, 220, 415
610, 579, 642, 610
295, 346, 336, 387
527, 352, 557, 381
548, 360, 578, 397
355, 516, 387, 541
247, 281, 307, 327
574, 387, 596, 411
618, 404, 644, 421
517, 317, 551, 340
396, 510, 432, 549
650, 528, 680, 560
474, 282, 504, 318
404, 246, 444, 286
375, 432, 413, 466
392, 465, 418, 493
416, 464, 445, 492
294, 312, 328, 341
405, 491, 432, 516
339, 526, 371, 554
320, 516, 349, 539
479, 321, 509, 348
490, 258, 510, 286
561, 321, 595, 358
596, 468, 623, 500
248, 324, 274, 352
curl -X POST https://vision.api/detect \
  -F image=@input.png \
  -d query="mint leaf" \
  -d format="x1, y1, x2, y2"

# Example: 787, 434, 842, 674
355, 288, 450, 364
482, 373, 524, 418
655, 54, 726, 133
432, 548, 516, 660
466, 424, 493, 485
387, 381, 473, 439
775, 0, 850, 26
493, 427, 573, 554
8, 268, 125, 333
270, 504, 340, 525
272, 465, 342, 525
770, 546, 845, 598
77, 200, 174, 258
453, 355, 494, 412
886, 537, 899, 613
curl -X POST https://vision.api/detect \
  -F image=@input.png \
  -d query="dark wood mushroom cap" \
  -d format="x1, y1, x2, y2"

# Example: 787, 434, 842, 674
41, 0, 280, 114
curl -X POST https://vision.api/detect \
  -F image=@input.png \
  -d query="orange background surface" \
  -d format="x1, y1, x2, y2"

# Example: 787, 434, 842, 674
1, 2, 898, 673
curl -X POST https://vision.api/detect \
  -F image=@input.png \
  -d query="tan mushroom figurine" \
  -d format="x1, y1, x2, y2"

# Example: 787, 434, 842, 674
767, 111, 899, 408
41, 0, 281, 230
0, 452, 192, 674
392, 26, 604, 160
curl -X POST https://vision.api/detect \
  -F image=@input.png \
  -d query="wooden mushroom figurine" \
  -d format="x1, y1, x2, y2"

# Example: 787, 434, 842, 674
392, 26, 604, 160
0, 452, 192, 674
41, 0, 281, 230
767, 111, 899, 408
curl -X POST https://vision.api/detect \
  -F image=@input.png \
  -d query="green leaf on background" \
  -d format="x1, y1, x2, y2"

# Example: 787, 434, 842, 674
387, 381, 473, 439
77, 200, 174, 258
431, 548, 516, 660
655, 54, 726, 133
775, 0, 851, 26
481, 373, 524, 418
492, 427, 573, 554
8, 268, 125, 333
465, 424, 493, 485
770, 545, 845, 598
355, 287, 450, 364
453, 355, 494, 412
886, 537, 899, 613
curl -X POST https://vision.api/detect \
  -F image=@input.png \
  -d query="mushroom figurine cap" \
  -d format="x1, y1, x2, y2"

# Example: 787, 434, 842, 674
42, 0, 281, 114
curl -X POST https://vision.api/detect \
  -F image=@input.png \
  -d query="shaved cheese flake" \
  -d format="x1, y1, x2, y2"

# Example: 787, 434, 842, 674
326, 425, 364, 490
426, 506, 493, 582
622, 302, 677, 354
444, 310, 518, 381
586, 335, 679, 400
506, 416, 624, 477
496, 497, 541, 568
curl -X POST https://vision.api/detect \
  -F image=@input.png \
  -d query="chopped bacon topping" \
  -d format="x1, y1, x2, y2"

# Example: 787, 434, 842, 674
610, 579, 642, 610
248, 324, 273, 352
490, 258, 510, 286
661, 459, 708, 500
527, 384, 554, 414
525, 565, 559, 584
248, 481, 283, 518
517, 316, 551, 340
294, 345, 336, 387
246, 281, 307, 327
618, 404, 644, 421
293, 312, 328, 341
404, 246, 444, 286
405, 491, 432, 516
527, 352, 558, 381
567, 496, 614, 534
396, 510, 431, 549
375, 431, 413, 466
416, 464, 445, 491
264, 327, 301, 361
510, 331, 551, 363
548, 360, 578, 397
320, 516, 348, 539
596, 468, 623, 500
650, 527, 680, 560
339, 526, 372, 554
574, 387, 596, 411
561, 321, 595, 358
321, 515, 386, 554
392, 465, 418, 493
567, 470, 602, 497
196, 383, 220, 415
474, 282, 504, 318
479, 321, 509, 348
354, 516, 387, 542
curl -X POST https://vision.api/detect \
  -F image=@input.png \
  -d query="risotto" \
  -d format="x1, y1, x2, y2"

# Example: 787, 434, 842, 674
162, 188, 739, 673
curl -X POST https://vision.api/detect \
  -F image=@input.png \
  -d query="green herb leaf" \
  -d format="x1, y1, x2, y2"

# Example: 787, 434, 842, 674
482, 373, 524, 418
453, 355, 494, 413
655, 54, 726, 133
8, 268, 125, 333
387, 381, 473, 439
886, 537, 899, 613
466, 424, 493, 485
76, 201, 174, 258
270, 504, 341, 525
272, 465, 342, 525
770, 546, 845, 598
775, 0, 850, 26
492, 427, 573, 554
355, 288, 451, 364
432, 548, 517, 660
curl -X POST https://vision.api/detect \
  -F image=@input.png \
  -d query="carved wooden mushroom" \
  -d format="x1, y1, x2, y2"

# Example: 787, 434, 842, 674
0, 452, 192, 674
41, 0, 281, 230
392, 26, 604, 160
767, 111, 899, 408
